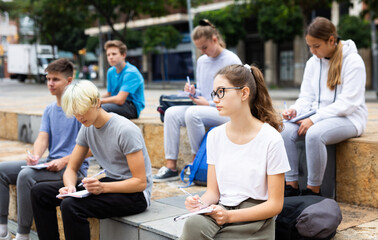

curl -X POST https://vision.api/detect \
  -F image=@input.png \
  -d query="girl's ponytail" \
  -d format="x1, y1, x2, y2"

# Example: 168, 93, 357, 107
250, 66, 283, 132
327, 39, 343, 90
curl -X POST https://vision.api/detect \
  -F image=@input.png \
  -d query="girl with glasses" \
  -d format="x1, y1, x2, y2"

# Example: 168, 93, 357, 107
153, 19, 242, 182
282, 17, 367, 197
179, 64, 290, 239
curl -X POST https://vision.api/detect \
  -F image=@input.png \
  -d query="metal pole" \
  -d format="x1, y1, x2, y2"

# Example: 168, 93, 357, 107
186, 0, 196, 79
98, 18, 106, 88
370, 11, 378, 95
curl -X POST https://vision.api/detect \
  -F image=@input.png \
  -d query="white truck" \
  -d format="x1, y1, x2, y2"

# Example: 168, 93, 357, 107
7, 44, 58, 83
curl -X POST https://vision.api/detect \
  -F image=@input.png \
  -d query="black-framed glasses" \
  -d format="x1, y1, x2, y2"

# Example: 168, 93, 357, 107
211, 87, 243, 100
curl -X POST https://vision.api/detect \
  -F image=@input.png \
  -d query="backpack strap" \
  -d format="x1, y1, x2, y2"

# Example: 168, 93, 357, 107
180, 127, 214, 187
180, 164, 193, 187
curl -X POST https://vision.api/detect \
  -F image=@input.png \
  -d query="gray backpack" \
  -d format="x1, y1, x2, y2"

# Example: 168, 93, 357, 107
276, 195, 342, 240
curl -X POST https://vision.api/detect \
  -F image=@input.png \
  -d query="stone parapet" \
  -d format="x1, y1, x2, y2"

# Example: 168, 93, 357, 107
1, 109, 378, 207
336, 123, 378, 208
0, 112, 18, 140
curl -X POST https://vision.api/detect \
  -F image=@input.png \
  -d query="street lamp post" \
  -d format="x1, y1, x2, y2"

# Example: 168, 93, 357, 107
371, 12, 378, 97
186, 0, 196, 78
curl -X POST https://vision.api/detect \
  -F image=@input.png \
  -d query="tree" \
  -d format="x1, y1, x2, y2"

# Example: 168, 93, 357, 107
194, 3, 252, 47
143, 25, 182, 82
256, 0, 303, 43
5, 0, 90, 56
338, 15, 371, 49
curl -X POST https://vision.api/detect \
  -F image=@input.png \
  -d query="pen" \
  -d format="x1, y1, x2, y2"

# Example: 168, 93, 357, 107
179, 187, 204, 205
78, 169, 106, 187
26, 150, 36, 160
284, 101, 288, 111
186, 76, 191, 91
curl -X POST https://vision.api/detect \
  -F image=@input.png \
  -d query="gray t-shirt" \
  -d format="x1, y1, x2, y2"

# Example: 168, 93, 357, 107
195, 48, 242, 105
76, 113, 152, 205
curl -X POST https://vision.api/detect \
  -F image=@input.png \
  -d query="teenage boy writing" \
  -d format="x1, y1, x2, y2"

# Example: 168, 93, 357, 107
30, 80, 152, 240
101, 40, 145, 119
0, 59, 88, 240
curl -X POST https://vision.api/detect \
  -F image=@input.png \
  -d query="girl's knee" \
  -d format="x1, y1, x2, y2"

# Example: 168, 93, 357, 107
305, 128, 322, 143
184, 107, 199, 122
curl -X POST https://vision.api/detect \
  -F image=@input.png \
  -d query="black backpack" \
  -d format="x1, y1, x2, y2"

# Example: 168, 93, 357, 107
156, 94, 193, 122
276, 195, 342, 240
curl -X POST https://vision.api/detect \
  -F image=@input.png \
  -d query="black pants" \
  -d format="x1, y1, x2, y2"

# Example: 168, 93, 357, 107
31, 178, 147, 240
102, 100, 138, 119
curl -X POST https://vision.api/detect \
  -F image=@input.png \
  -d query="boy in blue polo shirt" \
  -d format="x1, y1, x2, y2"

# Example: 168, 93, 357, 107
101, 40, 145, 119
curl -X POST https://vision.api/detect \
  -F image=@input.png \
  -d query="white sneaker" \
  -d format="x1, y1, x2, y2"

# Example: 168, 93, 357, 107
11, 234, 30, 240
0, 231, 11, 240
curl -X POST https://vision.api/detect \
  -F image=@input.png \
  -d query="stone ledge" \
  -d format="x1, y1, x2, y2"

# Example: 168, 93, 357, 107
2, 110, 377, 207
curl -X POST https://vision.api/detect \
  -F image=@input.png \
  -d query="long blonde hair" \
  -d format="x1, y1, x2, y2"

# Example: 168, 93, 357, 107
216, 64, 283, 132
307, 17, 342, 90
192, 19, 226, 48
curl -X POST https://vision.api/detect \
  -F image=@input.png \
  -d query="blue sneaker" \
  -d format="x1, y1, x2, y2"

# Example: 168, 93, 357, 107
153, 166, 179, 182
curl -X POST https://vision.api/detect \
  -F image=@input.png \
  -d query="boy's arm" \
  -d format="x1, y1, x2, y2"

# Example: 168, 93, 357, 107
101, 91, 129, 105
46, 149, 93, 172
27, 132, 49, 165
63, 144, 88, 190
102, 92, 111, 98
83, 150, 146, 195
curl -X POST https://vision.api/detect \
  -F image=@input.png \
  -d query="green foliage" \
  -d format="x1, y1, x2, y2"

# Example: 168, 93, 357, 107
257, 0, 303, 43
143, 25, 182, 54
338, 15, 371, 49
117, 29, 143, 50
359, 0, 378, 18
194, 3, 252, 47
8, 0, 90, 54
85, 37, 99, 54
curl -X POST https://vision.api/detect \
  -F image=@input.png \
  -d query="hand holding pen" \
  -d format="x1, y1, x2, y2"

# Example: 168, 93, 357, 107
78, 169, 106, 187
180, 187, 206, 212
26, 150, 39, 165
282, 101, 296, 120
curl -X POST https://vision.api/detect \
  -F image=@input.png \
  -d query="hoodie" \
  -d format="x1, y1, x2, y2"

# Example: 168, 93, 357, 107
291, 40, 368, 136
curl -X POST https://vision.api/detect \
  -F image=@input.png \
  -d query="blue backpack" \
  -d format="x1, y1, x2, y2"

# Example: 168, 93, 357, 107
180, 128, 213, 187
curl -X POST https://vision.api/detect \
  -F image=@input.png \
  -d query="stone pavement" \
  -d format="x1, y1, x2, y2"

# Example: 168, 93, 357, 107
0, 78, 377, 239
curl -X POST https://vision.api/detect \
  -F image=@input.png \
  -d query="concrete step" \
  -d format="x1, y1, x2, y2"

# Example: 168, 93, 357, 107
1, 104, 377, 207
1, 140, 377, 239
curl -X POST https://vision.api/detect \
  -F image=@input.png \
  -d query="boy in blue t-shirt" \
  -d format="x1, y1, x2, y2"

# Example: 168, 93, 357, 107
0, 59, 88, 240
101, 40, 145, 119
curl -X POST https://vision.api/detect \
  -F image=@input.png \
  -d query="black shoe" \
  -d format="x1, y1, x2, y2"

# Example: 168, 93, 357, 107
284, 185, 300, 197
300, 188, 322, 196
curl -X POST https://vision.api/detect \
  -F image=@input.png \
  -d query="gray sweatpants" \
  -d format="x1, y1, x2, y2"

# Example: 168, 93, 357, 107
281, 117, 358, 186
0, 159, 83, 234
164, 105, 229, 160
179, 198, 274, 240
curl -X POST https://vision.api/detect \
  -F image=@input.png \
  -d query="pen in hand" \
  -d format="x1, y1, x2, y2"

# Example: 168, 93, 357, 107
284, 101, 291, 120
27, 150, 36, 160
26, 150, 38, 165
186, 76, 192, 92
78, 169, 106, 187
179, 187, 204, 205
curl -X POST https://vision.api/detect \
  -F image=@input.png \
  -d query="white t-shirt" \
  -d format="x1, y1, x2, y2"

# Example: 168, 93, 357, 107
207, 123, 290, 206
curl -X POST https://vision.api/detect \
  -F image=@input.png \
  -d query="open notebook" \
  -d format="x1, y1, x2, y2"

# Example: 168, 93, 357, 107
173, 207, 213, 222
56, 190, 91, 198
21, 163, 48, 170
286, 110, 316, 123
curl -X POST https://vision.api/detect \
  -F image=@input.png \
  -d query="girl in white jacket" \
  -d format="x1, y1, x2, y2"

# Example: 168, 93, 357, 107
282, 17, 368, 196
